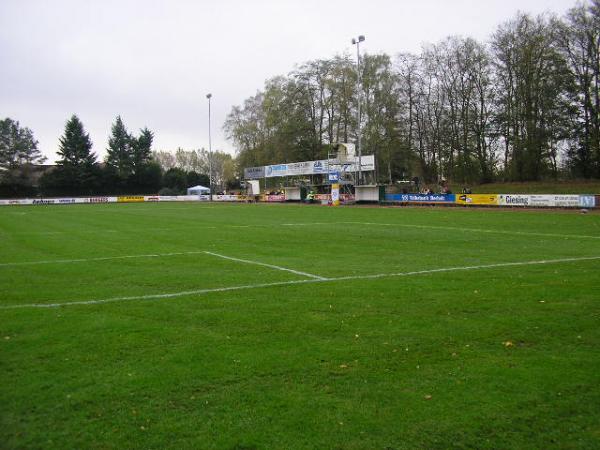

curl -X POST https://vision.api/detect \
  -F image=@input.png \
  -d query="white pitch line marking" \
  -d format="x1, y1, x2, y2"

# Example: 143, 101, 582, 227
204, 251, 327, 280
0, 229, 119, 236
279, 221, 600, 240
2, 221, 597, 240
0, 251, 207, 267
0, 225, 218, 236
341, 221, 600, 240
280, 222, 331, 226
2, 255, 599, 310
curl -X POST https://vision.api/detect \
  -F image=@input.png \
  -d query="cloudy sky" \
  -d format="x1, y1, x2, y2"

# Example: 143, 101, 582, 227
1, 0, 575, 162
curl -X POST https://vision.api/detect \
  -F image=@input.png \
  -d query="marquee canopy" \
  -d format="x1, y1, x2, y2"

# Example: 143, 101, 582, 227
187, 185, 210, 195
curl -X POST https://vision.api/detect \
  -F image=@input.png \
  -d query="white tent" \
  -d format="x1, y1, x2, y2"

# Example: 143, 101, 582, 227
187, 185, 210, 195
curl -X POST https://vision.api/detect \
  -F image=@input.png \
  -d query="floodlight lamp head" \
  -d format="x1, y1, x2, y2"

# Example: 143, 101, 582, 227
358, 35, 365, 42
206, 93, 212, 99
351, 38, 356, 45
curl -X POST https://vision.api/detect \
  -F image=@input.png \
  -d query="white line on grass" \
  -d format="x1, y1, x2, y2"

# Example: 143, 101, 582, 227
204, 251, 327, 280
0, 229, 119, 236
280, 222, 331, 227
3, 220, 597, 241
351, 221, 600, 240
2, 255, 599, 310
0, 225, 219, 237
0, 251, 207, 267
281, 221, 600, 240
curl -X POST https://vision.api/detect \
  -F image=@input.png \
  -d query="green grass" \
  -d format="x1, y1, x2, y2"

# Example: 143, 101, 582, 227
1, 203, 600, 449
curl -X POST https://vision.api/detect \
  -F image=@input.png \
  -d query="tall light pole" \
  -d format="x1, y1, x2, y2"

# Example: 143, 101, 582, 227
206, 93, 213, 201
351, 35, 365, 186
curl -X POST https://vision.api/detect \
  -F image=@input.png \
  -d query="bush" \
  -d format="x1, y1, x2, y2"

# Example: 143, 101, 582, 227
158, 187, 180, 196
163, 168, 187, 193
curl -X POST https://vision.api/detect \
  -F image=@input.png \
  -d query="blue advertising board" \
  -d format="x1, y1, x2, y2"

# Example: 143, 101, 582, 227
265, 164, 288, 178
385, 193, 456, 203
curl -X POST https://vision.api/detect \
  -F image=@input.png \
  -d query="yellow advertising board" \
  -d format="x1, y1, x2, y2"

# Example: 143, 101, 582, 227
117, 196, 145, 203
455, 194, 498, 206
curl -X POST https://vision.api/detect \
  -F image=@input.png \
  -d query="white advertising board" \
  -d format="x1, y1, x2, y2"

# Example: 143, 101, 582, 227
85, 197, 114, 203
0, 199, 34, 206
498, 194, 582, 208
213, 195, 241, 202
261, 155, 375, 178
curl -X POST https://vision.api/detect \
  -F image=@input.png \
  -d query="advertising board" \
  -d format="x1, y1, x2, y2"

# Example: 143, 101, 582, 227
498, 194, 596, 208
455, 194, 498, 206
213, 195, 241, 202
287, 161, 313, 176
265, 164, 289, 178
553, 195, 580, 207
312, 160, 327, 174
264, 195, 285, 202
243, 166, 265, 179
0, 194, 202, 206
499, 194, 584, 208
117, 196, 145, 203
85, 197, 111, 203
355, 155, 376, 172
177, 195, 202, 201
331, 184, 340, 206
257, 155, 376, 178
385, 193, 455, 203
0, 199, 34, 206
498, 194, 530, 206
314, 193, 354, 203
0, 197, 116, 206
579, 195, 595, 208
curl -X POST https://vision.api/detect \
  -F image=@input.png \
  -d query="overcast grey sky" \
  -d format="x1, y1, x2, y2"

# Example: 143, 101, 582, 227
1, 0, 575, 162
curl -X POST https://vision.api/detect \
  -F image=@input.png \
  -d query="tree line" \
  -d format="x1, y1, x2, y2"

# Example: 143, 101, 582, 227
0, 115, 238, 197
225, 1, 600, 184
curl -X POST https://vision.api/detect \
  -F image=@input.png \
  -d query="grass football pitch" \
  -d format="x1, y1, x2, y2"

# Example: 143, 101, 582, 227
1, 203, 599, 449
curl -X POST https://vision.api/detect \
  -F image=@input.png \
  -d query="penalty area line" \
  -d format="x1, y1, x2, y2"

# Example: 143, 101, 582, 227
339, 221, 600, 241
2, 255, 599, 310
0, 251, 208, 267
203, 251, 328, 280
270, 221, 600, 241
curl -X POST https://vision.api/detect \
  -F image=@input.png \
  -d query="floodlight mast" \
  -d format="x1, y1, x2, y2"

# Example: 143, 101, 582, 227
206, 93, 213, 201
351, 35, 365, 186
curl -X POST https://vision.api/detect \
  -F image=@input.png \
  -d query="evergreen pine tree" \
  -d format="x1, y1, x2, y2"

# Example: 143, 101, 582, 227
42, 115, 99, 195
131, 127, 154, 175
57, 115, 96, 169
105, 116, 133, 178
